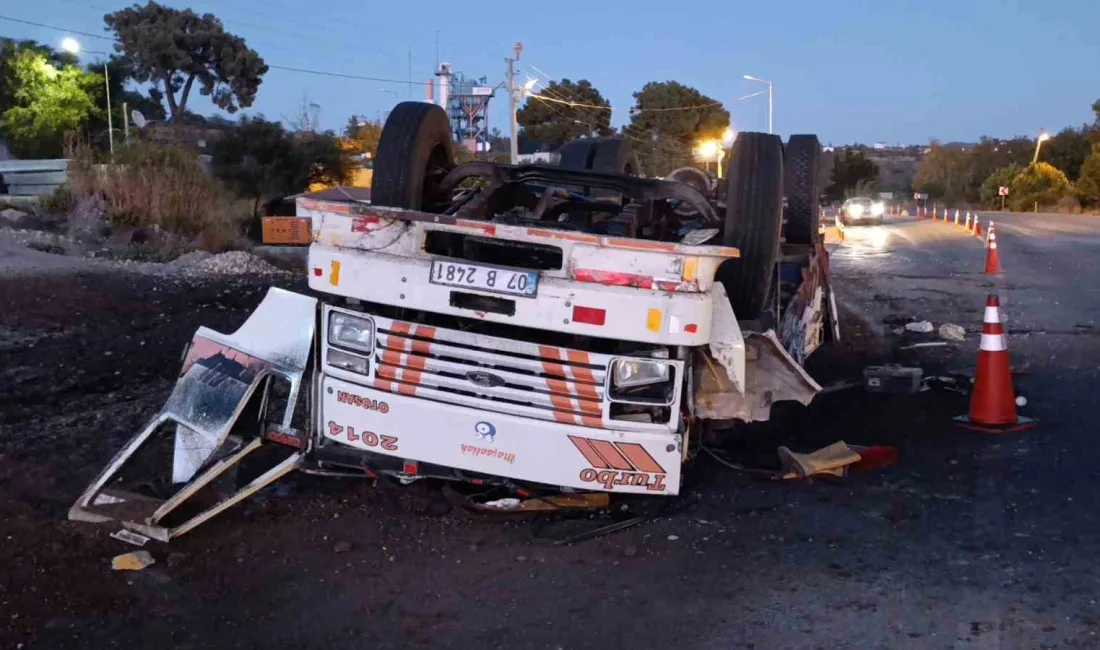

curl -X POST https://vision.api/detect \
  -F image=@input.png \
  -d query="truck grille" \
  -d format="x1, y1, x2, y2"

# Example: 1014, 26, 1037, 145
371, 317, 609, 428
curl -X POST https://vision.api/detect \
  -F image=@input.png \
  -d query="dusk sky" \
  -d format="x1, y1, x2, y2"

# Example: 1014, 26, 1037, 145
3, 0, 1099, 145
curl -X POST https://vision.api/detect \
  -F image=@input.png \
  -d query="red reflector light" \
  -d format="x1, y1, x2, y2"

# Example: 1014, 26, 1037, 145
312, 267, 323, 276
684, 323, 698, 333
572, 306, 606, 326
402, 461, 418, 475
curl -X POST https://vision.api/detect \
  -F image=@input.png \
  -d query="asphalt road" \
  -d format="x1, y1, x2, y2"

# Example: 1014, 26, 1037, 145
3, 213, 1100, 649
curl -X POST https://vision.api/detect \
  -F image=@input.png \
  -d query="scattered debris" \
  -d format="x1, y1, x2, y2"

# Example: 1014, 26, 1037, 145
480, 497, 522, 511
166, 552, 187, 567
110, 529, 150, 547
905, 321, 934, 333
112, 550, 155, 571
864, 365, 923, 393
333, 541, 353, 554
939, 323, 967, 341
1016, 395, 1028, 407
900, 341, 949, 350
667, 534, 679, 541
778, 441, 862, 479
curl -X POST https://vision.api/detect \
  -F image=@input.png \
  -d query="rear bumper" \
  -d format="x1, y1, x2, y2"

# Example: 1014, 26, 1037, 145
320, 374, 683, 495
308, 243, 714, 346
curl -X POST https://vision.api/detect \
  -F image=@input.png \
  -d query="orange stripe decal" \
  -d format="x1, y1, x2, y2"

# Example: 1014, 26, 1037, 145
588, 440, 634, 470
569, 436, 610, 468
375, 322, 411, 392
615, 442, 665, 474
538, 345, 567, 378
579, 415, 604, 428
398, 325, 434, 396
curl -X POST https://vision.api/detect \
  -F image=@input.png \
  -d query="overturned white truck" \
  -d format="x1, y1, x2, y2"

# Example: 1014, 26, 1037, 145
71, 103, 837, 540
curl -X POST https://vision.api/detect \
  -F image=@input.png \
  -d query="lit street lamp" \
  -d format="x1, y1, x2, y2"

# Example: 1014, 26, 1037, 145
743, 74, 773, 135
61, 38, 114, 157
1032, 131, 1051, 165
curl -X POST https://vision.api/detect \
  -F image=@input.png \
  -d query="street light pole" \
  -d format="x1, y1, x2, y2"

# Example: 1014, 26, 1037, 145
103, 60, 113, 156
506, 42, 523, 165
61, 38, 113, 157
743, 74, 774, 134
1032, 131, 1051, 165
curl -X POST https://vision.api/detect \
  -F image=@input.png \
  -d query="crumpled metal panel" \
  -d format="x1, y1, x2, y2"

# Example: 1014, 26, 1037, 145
707, 283, 746, 394
68, 288, 317, 540
694, 331, 822, 422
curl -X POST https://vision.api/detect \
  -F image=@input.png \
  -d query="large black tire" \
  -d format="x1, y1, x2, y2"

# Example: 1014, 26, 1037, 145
371, 102, 454, 211
783, 134, 822, 245
557, 139, 597, 170
718, 132, 784, 321
590, 138, 640, 176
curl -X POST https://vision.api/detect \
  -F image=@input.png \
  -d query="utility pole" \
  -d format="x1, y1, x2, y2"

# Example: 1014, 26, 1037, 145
506, 42, 523, 165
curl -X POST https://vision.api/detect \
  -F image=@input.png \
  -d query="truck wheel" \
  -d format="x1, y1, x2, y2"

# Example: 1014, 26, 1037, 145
371, 102, 454, 211
558, 139, 597, 170
718, 132, 784, 321
783, 134, 822, 245
591, 138, 640, 176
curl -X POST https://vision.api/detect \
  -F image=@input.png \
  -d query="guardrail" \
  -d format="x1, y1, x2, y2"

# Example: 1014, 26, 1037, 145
0, 159, 69, 196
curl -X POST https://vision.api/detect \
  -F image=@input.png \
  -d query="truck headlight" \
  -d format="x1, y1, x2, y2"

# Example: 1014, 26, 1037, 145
848, 204, 864, 217
612, 359, 670, 389
328, 312, 375, 354
871, 202, 885, 216
610, 358, 675, 404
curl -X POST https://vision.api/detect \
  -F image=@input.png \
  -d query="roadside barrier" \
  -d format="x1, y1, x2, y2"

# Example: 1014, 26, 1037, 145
955, 295, 1035, 433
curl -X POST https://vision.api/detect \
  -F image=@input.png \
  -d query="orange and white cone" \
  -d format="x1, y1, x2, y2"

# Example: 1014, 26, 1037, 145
964, 214, 972, 232
955, 295, 1035, 433
955, 211, 960, 226
984, 223, 1003, 274
973, 215, 982, 237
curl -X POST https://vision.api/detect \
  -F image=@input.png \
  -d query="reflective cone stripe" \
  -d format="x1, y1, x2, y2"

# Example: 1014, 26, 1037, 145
980, 321, 1007, 351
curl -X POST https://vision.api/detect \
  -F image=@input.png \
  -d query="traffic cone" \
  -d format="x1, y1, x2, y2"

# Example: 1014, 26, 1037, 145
973, 215, 982, 238
984, 223, 1003, 274
955, 211, 960, 226
955, 295, 1035, 433
964, 214, 971, 232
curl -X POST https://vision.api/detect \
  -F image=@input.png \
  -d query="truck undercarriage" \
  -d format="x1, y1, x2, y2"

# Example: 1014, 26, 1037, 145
71, 102, 836, 540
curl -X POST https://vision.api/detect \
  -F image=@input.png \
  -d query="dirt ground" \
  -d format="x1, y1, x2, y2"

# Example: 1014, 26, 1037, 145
3, 216, 1100, 649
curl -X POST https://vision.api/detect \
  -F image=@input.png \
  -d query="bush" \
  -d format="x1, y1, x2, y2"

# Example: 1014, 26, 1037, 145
1008, 162, 1071, 211
67, 140, 250, 251
1077, 147, 1100, 209
39, 184, 73, 216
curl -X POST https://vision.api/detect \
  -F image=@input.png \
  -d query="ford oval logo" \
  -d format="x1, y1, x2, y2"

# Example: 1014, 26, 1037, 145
466, 370, 505, 388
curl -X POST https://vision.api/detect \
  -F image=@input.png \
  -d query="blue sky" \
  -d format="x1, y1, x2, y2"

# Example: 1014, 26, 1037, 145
3, 0, 1099, 144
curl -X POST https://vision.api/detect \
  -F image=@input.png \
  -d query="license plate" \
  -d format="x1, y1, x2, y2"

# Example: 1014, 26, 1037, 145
429, 260, 539, 297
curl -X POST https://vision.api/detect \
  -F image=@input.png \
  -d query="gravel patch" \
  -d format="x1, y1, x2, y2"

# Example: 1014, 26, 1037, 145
184, 250, 287, 275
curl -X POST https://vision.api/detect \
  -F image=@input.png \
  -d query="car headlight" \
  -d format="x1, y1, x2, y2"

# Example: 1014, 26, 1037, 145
848, 204, 864, 217
328, 312, 375, 354
871, 202, 885, 216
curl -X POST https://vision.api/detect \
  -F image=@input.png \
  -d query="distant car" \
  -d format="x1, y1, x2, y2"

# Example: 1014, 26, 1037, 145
838, 197, 885, 226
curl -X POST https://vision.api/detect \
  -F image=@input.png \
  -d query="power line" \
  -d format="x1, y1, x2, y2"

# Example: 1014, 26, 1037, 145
0, 14, 112, 41
0, 13, 432, 85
